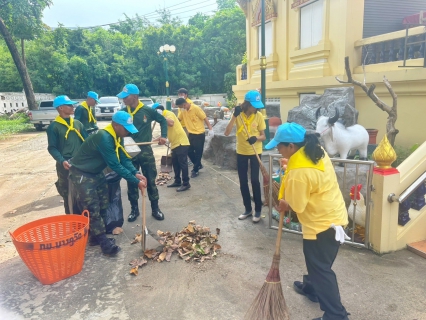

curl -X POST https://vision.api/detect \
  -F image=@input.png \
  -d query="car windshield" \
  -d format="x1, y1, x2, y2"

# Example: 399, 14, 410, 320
193, 101, 202, 105
99, 97, 118, 103
140, 99, 152, 105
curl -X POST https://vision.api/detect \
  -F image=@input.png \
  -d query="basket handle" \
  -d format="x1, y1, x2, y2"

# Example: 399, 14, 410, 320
82, 210, 90, 220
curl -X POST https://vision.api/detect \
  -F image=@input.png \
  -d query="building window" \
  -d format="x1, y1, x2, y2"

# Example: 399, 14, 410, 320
258, 21, 273, 58
300, 0, 323, 49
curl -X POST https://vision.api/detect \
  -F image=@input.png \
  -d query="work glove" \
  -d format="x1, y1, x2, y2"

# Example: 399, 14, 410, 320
233, 105, 242, 118
156, 109, 162, 115
331, 224, 351, 244
247, 136, 257, 145
208, 129, 215, 137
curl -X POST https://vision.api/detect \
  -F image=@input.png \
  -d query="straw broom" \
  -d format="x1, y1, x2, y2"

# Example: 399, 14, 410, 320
245, 208, 290, 320
238, 113, 289, 319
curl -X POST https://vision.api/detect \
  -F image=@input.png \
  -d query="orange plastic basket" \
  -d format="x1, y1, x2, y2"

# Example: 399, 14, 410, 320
9, 211, 90, 285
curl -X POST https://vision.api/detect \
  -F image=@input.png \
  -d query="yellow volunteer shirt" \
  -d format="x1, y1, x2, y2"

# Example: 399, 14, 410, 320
284, 150, 348, 240
163, 110, 189, 149
178, 104, 206, 134
235, 112, 266, 155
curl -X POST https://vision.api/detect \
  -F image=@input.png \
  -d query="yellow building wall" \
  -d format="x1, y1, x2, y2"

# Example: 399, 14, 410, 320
234, 0, 426, 147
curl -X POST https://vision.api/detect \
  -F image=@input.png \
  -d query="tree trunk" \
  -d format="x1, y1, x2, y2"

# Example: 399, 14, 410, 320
0, 17, 37, 110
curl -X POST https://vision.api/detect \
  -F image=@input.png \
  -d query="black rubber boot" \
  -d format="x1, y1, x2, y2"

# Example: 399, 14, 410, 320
89, 233, 116, 246
128, 200, 140, 222
97, 233, 120, 256
151, 200, 165, 221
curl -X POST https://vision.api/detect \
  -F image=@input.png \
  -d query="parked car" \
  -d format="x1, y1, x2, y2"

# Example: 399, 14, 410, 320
28, 100, 76, 131
139, 97, 154, 107
95, 96, 121, 120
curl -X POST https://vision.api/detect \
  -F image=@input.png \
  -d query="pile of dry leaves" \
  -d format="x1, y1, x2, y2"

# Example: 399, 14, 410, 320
129, 220, 221, 275
155, 173, 172, 186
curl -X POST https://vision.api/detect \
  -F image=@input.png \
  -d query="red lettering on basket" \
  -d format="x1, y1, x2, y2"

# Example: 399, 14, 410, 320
39, 232, 83, 250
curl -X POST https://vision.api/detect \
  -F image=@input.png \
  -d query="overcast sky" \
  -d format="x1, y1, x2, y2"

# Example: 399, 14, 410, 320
43, 0, 220, 28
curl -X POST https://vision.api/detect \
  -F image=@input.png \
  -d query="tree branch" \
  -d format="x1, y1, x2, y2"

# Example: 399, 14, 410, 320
335, 56, 399, 146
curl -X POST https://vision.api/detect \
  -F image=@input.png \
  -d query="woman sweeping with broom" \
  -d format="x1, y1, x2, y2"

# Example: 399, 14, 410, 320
260, 122, 350, 320
224, 90, 266, 222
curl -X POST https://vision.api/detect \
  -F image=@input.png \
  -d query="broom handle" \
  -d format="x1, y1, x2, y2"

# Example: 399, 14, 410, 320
151, 121, 156, 133
125, 141, 157, 146
238, 114, 262, 164
238, 114, 269, 179
141, 188, 146, 251
275, 210, 285, 255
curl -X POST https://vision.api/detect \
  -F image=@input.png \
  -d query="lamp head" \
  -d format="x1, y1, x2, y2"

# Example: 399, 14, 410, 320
170, 45, 176, 53
164, 44, 170, 52
159, 46, 164, 52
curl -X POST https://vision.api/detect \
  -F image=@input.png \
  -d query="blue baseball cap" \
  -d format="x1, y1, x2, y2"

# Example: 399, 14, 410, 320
53, 95, 77, 108
112, 111, 138, 134
265, 122, 306, 149
244, 90, 264, 109
117, 84, 140, 99
87, 91, 100, 103
151, 102, 161, 109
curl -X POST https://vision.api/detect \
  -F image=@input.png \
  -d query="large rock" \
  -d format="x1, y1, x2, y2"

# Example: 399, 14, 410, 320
265, 103, 281, 118
203, 120, 237, 170
204, 107, 224, 119
287, 87, 358, 130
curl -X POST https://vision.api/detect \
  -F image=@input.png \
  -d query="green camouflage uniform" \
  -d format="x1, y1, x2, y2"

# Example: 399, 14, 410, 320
121, 104, 167, 206
68, 170, 109, 235
69, 129, 140, 236
47, 118, 87, 214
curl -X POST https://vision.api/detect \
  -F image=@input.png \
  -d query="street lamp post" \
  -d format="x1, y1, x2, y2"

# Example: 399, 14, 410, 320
158, 44, 176, 110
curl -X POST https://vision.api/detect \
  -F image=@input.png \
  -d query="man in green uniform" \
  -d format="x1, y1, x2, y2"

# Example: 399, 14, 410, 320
74, 91, 99, 134
117, 84, 168, 222
69, 111, 147, 256
47, 95, 88, 214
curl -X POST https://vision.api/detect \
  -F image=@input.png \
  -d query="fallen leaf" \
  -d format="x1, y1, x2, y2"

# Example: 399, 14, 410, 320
189, 220, 196, 224
59, 200, 64, 203
112, 227, 123, 235
216, 228, 220, 235
130, 266, 138, 275
144, 249, 157, 259
187, 224, 194, 233
213, 244, 221, 251
138, 258, 148, 267
158, 251, 167, 262
131, 234, 141, 244
166, 248, 173, 262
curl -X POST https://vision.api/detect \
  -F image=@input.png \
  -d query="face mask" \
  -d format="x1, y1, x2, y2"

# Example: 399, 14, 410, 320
178, 95, 185, 98
156, 109, 162, 115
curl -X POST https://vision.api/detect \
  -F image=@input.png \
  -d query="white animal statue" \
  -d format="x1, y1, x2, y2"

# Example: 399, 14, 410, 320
315, 108, 369, 160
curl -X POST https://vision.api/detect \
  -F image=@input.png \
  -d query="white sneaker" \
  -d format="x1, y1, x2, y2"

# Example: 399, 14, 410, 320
238, 211, 252, 220
252, 212, 261, 223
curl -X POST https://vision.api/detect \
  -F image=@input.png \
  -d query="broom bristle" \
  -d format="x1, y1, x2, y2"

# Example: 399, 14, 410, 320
245, 254, 290, 320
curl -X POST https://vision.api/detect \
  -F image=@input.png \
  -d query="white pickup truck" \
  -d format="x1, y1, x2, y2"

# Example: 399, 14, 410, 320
28, 100, 81, 131
28, 100, 59, 131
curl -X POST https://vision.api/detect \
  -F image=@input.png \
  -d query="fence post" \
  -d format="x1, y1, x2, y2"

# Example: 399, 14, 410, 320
369, 169, 400, 253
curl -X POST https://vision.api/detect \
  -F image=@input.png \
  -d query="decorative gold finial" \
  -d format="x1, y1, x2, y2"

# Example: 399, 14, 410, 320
372, 134, 397, 169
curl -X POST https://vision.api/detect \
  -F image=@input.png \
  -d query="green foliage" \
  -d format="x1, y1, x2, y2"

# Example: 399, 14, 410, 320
0, 114, 33, 139
0, 6, 246, 98
0, 0, 52, 40
241, 51, 247, 64
392, 143, 420, 168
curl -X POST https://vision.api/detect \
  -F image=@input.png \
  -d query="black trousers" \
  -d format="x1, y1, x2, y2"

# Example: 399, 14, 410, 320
188, 133, 205, 173
237, 154, 262, 213
303, 228, 349, 320
171, 145, 190, 185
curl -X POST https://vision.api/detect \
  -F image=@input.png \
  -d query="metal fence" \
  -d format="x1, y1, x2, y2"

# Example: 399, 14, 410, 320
267, 154, 375, 249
